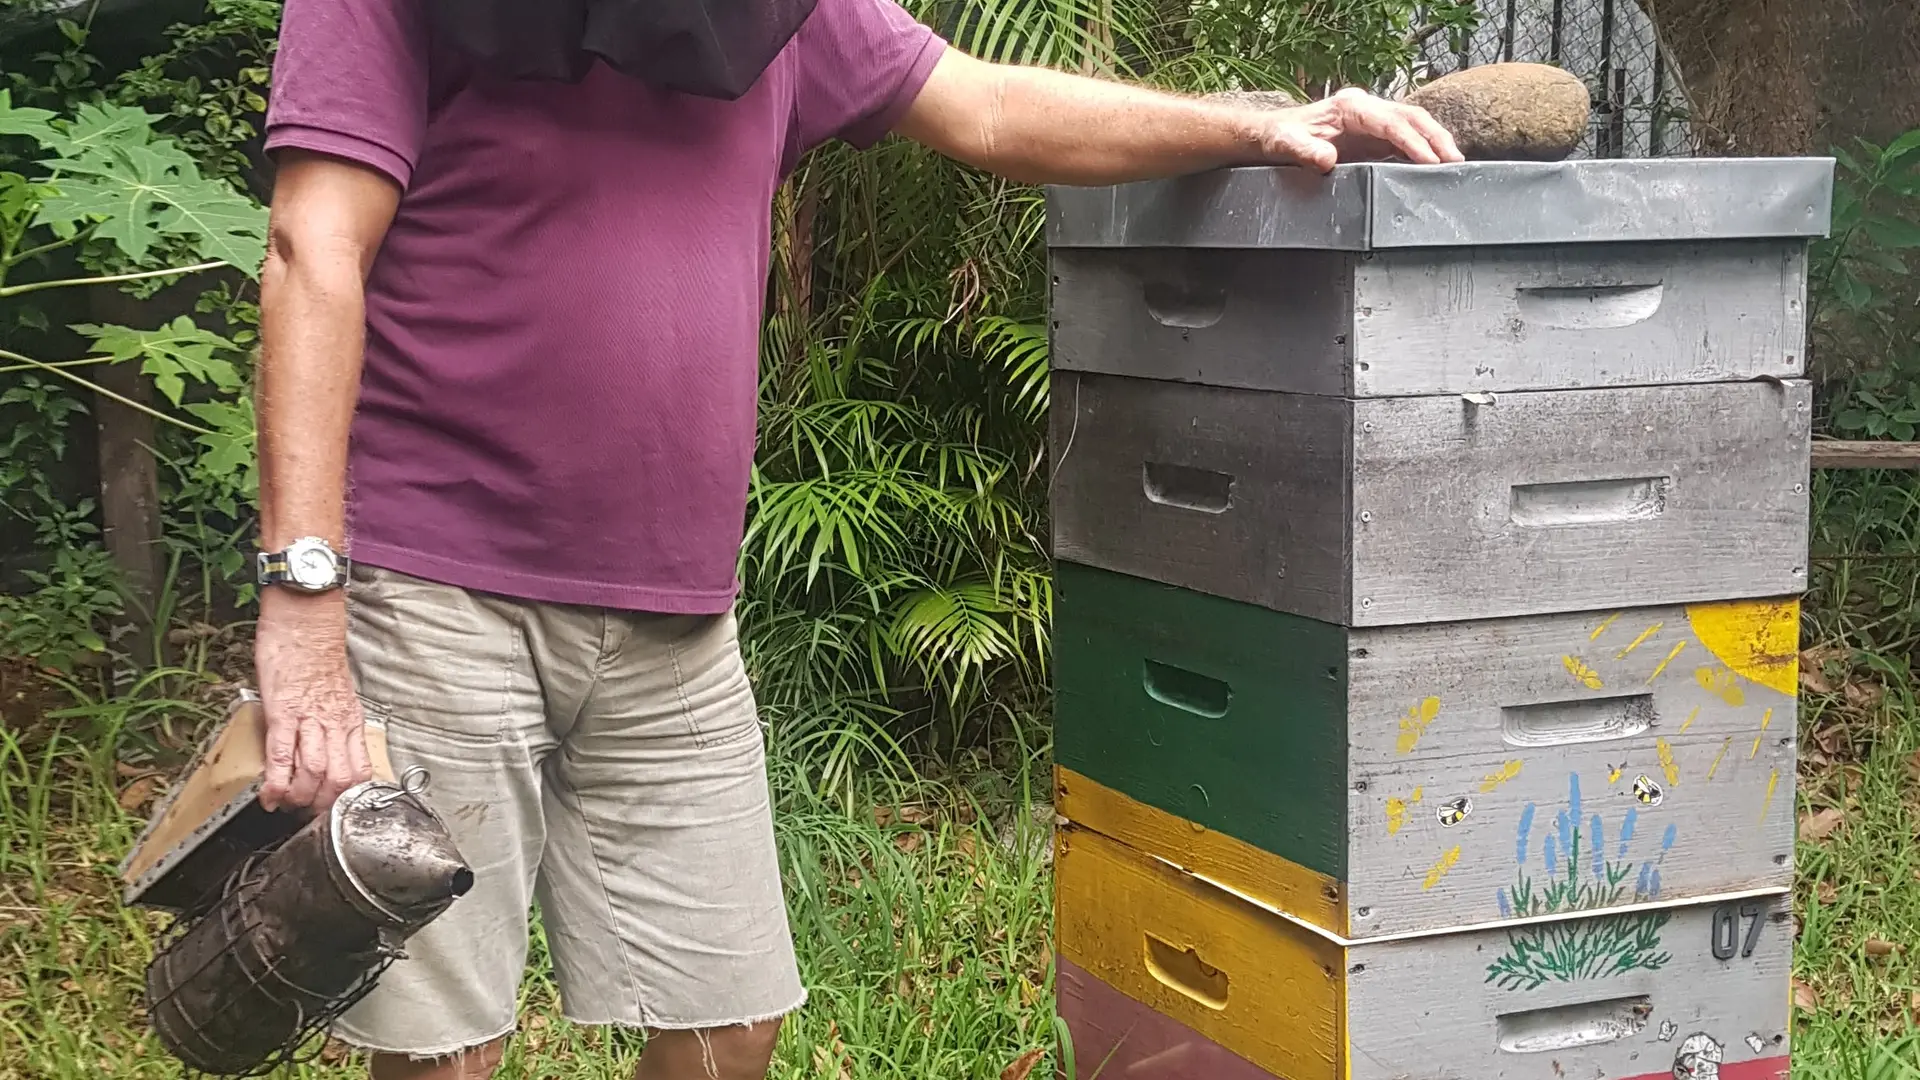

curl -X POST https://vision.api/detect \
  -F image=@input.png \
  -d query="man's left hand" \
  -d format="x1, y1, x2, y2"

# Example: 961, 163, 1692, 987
1260, 87, 1464, 173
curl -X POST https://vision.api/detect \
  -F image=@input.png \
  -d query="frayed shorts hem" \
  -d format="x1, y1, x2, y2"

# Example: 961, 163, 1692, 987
329, 1019, 519, 1061
563, 987, 810, 1032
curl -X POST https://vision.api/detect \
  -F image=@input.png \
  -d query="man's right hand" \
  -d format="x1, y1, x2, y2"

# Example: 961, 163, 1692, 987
254, 587, 370, 812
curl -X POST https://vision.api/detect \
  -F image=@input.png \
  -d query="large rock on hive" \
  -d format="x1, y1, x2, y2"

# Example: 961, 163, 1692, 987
1404, 62, 1591, 161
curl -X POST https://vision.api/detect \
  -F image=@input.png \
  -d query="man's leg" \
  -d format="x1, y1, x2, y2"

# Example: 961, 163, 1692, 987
534, 606, 805, 1080
368, 1037, 507, 1080
333, 564, 555, 1073
636, 1025, 782, 1080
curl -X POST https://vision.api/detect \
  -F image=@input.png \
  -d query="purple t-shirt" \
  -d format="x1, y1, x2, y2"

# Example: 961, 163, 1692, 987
264, 0, 945, 612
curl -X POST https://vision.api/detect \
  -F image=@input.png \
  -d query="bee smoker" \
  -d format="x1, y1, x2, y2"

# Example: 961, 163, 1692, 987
121, 693, 473, 1076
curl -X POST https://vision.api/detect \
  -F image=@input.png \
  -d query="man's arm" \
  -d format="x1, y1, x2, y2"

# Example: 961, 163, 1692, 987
254, 148, 401, 811
893, 46, 1460, 185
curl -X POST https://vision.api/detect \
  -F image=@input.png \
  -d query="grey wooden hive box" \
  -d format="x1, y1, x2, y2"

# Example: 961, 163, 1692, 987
1044, 158, 1832, 628
1046, 158, 1833, 397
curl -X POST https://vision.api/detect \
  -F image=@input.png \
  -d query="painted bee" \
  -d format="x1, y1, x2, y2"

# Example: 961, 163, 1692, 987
1632, 774, 1665, 806
1437, 796, 1472, 827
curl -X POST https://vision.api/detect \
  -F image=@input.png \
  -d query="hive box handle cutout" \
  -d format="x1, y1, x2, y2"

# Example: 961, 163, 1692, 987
1515, 283, 1665, 330
1142, 660, 1232, 719
1143, 462, 1234, 514
1143, 279, 1228, 329
1496, 995, 1653, 1054
1142, 933, 1230, 1010
1510, 476, 1669, 527
1503, 694, 1656, 747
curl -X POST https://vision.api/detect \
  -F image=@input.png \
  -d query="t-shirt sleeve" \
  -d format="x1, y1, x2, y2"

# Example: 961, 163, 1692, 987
790, 0, 948, 155
264, 0, 431, 190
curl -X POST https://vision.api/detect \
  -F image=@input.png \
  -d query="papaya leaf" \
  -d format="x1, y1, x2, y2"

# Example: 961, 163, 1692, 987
183, 397, 257, 487
35, 140, 265, 273
72, 317, 241, 406
47, 102, 156, 162
0, 91, 60, 149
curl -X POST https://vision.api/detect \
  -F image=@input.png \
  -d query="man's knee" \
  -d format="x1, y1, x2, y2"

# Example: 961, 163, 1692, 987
368, 1035, 508, 1080
638, 1017, 783, 1080
706, 1017, 782, 1069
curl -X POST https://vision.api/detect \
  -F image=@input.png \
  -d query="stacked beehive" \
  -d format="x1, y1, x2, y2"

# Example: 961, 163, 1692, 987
1045, 159, 1832, 1080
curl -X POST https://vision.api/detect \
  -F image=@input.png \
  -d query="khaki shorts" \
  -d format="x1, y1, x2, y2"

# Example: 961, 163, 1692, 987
333, 564, 805, 1057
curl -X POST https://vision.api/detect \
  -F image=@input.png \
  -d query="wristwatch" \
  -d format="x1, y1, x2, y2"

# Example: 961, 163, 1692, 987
256, 536, 349, 593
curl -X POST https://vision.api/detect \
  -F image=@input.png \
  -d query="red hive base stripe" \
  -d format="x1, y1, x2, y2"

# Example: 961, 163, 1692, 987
1057, 958, 1277, 1080
1623, 1059, 1790, 1080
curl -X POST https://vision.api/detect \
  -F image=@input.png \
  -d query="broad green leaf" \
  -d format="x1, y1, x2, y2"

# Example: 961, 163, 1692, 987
184, 398, 257, 486
72, 317, 242, 406
1856, 246, 1909, 275
48, 102, 157, 162
1881, 128, 1920, 168
1864, 216, 1920, 250
0, 171, 35, 225
36, 142, 266, 272
1831, 268, 1873, 311
0, 91, 60, 150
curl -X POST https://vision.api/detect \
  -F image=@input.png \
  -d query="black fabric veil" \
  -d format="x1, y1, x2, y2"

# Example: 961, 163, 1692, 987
427, 0, 821, 99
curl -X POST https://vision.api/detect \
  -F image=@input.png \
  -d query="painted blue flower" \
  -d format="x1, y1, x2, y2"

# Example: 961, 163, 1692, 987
1516, 803, 1536, 865
1590, 814, 1605, 877
1498, 889, 1513, 918
1618, 808, 1638, 859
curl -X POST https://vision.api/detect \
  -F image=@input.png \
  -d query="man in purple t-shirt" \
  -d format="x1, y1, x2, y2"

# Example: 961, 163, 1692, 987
253, 0, 1457, 1075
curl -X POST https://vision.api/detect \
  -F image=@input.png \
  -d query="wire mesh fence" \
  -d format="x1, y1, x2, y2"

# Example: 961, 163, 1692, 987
1412, 0, 1694, 158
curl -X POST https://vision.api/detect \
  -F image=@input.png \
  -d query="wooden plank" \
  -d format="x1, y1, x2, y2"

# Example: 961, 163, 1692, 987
1056, 766, 1347, 936
1057, 958, 1281, 1080
1345, 599, 1799, 938
91, 326, 164, 668
1348, 895, 1793, 1080
1810, 440, 1920, 469
1353, 240, 1806, 396
1049, 371, 1354, 624
1053, 560, 1351, 881
1054, 824, 1344, 1080
1350, 380, 1812, 625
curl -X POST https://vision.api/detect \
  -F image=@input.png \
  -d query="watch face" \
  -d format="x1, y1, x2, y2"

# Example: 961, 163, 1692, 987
289, 544, 337, 589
